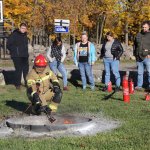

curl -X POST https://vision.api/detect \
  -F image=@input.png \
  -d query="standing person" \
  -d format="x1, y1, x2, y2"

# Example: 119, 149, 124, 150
134, 21, 150, 90
74, 31, 96, 90
7, 23, 29, 89
46, 37, 68, 91
100, 31, 123, 92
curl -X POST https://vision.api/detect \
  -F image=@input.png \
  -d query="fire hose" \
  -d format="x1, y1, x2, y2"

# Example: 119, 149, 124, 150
103, 90, 116, 100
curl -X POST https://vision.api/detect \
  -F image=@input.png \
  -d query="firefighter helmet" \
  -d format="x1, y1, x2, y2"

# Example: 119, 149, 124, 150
34, 54, 47, 67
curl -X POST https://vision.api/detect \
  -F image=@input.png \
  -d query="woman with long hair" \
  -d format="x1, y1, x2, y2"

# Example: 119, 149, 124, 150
47, 37, 68, 91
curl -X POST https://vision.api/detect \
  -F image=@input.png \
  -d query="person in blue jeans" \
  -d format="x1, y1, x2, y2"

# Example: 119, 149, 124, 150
134, 21, 150, 90
100, 31, 123, 92
47, 37, 68, 91
74, 31, 96, 90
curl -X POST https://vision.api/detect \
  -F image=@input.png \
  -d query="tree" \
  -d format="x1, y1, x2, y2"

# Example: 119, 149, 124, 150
3, 0, 150, 45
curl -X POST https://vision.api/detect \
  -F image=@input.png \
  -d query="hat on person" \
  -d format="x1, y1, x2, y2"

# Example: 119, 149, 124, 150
34, 54, 47, 67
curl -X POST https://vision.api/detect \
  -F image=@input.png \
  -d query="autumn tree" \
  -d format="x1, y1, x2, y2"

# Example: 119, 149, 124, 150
3, 0, 150, 45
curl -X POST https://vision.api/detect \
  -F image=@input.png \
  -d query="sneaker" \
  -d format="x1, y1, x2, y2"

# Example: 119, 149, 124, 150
83, 86, 86, 90
90, 86, 95, 91
102, 86, 107, 92
135, 86, 142, 91
63, 86, 69, 91
115, 86, 121, 92
15, 85, 21, 90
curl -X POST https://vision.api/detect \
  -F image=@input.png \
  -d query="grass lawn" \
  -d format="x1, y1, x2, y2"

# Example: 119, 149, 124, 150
0, 81, 150, 150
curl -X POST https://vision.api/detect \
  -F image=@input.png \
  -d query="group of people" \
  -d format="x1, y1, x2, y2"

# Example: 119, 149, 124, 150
6, 20, 150, 115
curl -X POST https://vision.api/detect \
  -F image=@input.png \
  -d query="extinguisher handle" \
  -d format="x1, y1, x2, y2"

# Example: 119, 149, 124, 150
126, 71, 129, 76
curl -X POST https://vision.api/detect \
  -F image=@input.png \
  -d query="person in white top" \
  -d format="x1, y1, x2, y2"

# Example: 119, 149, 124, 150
47, 37, 68, 91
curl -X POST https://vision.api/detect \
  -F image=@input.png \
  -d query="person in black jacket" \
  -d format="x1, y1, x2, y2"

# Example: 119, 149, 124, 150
133, 21, 150, 91
100, 31, 123, 92
7, 23, 29, 89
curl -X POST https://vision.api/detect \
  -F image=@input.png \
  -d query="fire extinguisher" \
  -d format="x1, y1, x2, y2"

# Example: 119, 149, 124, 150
145, 93, 150, 101
122, 73, 130, 103
107, 81, 112, 92
129, 79, 134, 94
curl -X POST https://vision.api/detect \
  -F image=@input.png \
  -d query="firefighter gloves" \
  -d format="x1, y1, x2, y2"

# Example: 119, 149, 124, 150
53, 86, 62, 103
32, 92, 42, 105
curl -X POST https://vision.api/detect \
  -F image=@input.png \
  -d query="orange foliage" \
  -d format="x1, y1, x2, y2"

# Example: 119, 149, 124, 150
3, 0, 150, 40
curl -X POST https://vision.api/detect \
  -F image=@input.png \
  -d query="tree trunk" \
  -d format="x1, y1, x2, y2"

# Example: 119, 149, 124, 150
125, 22, 128, 48
99, 14, 106, 45
96, 18, 100, 45
82, 26, 85, 32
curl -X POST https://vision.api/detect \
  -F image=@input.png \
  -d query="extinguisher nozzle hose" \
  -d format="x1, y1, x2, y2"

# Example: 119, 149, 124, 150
103, 90, 116, 100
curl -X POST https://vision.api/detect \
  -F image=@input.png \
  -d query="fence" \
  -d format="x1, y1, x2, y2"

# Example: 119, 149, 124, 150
31, 35, 51, 47
0, 37, 8, 59
0, 19, 14, 59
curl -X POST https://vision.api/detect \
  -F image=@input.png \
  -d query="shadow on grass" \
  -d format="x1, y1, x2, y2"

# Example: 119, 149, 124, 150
67, 68, 149, 90
2, 70, 15, 85
5, 99, 31, 114
68, 69, 82, 88
101, 70, 149, 89
110, 97, 123, 101
95, 84, 104, 90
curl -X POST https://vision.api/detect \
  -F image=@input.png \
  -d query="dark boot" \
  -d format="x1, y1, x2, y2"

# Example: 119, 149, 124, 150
15, 85, 21, 90
115, 86, 121, 92
102, 86, 107, 92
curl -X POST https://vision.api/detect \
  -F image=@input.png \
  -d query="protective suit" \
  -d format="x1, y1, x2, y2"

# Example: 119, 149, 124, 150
26, 54, 62, 115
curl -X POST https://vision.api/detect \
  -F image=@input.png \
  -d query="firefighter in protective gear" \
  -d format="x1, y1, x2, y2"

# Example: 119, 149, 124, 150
26, 54, 62, 115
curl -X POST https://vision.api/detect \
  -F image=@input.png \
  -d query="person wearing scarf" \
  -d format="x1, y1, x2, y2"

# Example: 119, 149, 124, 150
47, 37, 68, 91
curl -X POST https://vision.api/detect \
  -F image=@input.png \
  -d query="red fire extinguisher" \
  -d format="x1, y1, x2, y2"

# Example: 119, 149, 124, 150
122, 73, 130, 103
129, 79, 134, 94
107, 81, 112, 92
145, 93, 150, 101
